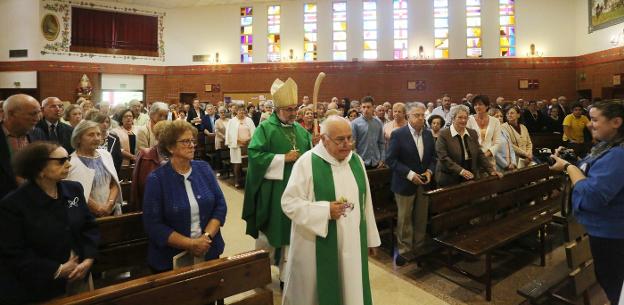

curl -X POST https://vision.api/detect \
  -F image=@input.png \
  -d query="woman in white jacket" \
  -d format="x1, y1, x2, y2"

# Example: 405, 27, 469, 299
67, 120, 122, 217
467, 95, 501, 167
225, 106, 256, 187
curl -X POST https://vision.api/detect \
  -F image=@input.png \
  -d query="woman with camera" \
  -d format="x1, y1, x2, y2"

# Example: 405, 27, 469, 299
549, 100, 624, 304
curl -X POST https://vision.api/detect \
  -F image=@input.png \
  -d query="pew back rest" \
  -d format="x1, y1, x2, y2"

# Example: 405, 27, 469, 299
366, 168, 396, 218
96, 212, 146, 246
93, 212, 148, 274
426, 164, 560, 237
42, 250, 273, 305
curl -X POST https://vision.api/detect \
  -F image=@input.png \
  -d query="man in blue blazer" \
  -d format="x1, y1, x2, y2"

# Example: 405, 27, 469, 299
385, 102, 436, 266
31, 97, 74, 154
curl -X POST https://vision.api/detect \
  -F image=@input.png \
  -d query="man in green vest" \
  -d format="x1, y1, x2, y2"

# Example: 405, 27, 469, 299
281, 115, 381, 305
242, 77, 312, 284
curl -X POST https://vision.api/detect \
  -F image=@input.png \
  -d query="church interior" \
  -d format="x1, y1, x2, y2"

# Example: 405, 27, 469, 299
1, 0, 623, 304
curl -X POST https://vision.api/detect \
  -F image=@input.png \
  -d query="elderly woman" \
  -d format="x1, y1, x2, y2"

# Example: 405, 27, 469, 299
501, 106, 534, 168
490, 108, 517, 172
435, 105, 500, 187
383, 102, 407, 141
131, 121, 170, 210
136, 102, 169, 152
225, 107, 256, 187
67, 120, 122, 217
347, 108, 359, 121
427, 114, 445, 142
142, 120, 227, 273
63, 104, 83, 128
260, 101, 274, 123
298, 106, 315, 134
467, 95, 502, 165
78, 99, 94, 115
0, 142, 99, 304
213, 107, 230, 177
87, 112, 123, 175
110, 109, 138, 166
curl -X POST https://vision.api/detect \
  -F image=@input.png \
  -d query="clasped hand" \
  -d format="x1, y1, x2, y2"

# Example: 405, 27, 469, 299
285, 150, 301, 163
329, 201, 352, 220
189, 235, 212, 257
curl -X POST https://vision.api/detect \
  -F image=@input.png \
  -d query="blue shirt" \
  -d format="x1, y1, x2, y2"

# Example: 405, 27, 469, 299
572, 146, 624, 239
143, 160, 227, 271
351, 116, 385, 167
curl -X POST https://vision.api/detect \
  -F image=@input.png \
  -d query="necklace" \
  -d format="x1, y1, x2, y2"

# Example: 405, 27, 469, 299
77, 151, 100, 159
279, 125, 298, 151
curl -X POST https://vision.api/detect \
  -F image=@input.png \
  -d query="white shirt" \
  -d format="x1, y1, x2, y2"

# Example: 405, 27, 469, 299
182, 169, 202, 238
406, 123, 427, 181
450, 124, 471, 160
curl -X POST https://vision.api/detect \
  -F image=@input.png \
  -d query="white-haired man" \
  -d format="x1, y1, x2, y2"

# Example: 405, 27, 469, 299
281, 115, 380, 305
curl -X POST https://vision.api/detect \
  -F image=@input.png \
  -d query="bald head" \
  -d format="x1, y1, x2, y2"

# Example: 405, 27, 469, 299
321, 115, 353, 161
321, 115, 350, 136
41, 97, 64, 123
3, 94, 41, 136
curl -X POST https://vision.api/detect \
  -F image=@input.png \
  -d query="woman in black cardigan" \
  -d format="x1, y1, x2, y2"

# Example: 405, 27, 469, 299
0, 142, 99, 304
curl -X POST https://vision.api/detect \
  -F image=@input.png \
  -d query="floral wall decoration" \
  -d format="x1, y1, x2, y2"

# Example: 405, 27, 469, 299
40, 0, 165, 62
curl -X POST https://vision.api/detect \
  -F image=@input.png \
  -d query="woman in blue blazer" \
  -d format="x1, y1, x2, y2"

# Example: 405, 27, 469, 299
143, 120, 227, 272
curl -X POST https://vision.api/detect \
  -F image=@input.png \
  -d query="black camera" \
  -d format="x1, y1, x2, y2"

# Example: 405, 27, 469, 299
534, 148, 577, 166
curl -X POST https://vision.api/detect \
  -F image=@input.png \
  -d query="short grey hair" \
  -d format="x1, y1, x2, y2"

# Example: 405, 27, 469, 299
406, 102, 426, 113
149, 102, 168, 116
71, 120, 100, 149
41, 97, 61, 108
128, 99, 141, 107
449, 105, 470, 122
264, 101, 274, 108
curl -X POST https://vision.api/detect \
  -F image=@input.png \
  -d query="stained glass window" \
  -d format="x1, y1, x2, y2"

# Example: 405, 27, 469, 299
267, 5, 281, 62
333, 1, 347, 61
362, 1, 377, 59
499, 0, 516, 57
393, 0, 408, 60
466, 0, 482, 57
240, 7, 253, 63
434, 0, 449, 59
304, 3, 317, 61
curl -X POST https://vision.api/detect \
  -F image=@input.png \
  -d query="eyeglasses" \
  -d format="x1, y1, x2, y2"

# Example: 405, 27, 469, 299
326, 136, 354, 146
47, 156, 71, 164
177, 139, 197, 147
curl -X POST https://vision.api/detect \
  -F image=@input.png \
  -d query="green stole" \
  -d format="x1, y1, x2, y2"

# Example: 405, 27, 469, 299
311, 153, 373, 305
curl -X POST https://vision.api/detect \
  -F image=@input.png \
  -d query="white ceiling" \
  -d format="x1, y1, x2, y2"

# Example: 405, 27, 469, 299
106, 0, 289, 9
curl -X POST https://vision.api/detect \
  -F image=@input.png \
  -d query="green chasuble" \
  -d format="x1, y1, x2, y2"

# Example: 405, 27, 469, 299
242, 112, 312, 247
311, 153, 373, 305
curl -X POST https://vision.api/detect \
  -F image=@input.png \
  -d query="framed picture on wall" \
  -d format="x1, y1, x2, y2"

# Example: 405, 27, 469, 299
589, 0, 624, 33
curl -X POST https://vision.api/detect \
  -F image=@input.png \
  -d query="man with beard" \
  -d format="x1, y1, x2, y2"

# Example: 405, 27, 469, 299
242, 78, 312, 287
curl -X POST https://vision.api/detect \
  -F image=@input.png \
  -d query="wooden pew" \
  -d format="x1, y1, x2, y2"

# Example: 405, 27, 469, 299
366, 168, 396, 251
42, 250, 273, 305
424, 164, 563, 301
119, 164, 134, 182
532, 132, 563, 151
92, 212, 148, 275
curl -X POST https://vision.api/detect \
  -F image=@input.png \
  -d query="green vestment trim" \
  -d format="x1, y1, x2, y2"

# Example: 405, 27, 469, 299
311, 153, 373, 305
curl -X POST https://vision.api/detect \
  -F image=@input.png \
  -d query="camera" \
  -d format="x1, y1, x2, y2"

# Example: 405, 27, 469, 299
533, 148, 578, 166
418, 173, 428, 182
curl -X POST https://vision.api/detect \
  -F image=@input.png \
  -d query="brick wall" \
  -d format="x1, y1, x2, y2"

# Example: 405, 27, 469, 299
5, 48, 624, 105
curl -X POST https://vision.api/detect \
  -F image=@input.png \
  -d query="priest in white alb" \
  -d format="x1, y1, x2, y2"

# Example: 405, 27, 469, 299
281, 115, 381, 305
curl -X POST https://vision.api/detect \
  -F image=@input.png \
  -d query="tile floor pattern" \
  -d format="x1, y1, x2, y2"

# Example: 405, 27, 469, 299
218, 181, 589, 305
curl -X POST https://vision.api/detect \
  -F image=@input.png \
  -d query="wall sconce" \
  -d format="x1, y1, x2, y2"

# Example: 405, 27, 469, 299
215, 52, 220, 63
610, 29, 624, 46
289, 49, 294, 60
283, 49, 298, 62
526, 43, 543, 57
411, 45, 428, 60
13, 81, 21, 88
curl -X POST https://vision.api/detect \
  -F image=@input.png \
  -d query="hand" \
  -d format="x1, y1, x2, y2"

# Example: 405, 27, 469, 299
526, 153, 533, 162
329, 201, 347, 220
58, 252, 79, 279
459, 169, 474, 180
423, 171, 432, 184
368, 247, 378, 257
285, 150, 301, 163
554, 146, 566, 157
410, 174, 424, 185
68, 258, 93, 282
507, 163, 516, 171
189, 235, 211, 257
549, 155, 568, 172
485, 150, 493, 158
490, 170, 503, 178
376, 161, 385, 169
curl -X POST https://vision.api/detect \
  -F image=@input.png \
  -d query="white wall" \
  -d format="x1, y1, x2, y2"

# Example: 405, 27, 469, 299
1, 0, 621, 67
0, 71, 38, 88
574, 0, 624, 55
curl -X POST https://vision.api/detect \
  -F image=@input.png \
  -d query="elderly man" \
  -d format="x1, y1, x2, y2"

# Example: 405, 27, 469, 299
386, 102, 436, 265
352, 96, 385, 169
242, 78, 312, 286
135, 102, 169, 151
552, 96, 568, 117
1, 94, 42, 198
375, 104, 387, 124
281, 115, 380, 305
299, 95, 311, 110
129, 99, 149, 126
32, 97, 74, 153
494, 96, 505, 111
430, 94, 453, 126
202, 104, 219, 134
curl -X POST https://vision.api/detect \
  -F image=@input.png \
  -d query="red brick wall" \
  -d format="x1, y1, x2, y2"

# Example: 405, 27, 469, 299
7, 49, 624, 105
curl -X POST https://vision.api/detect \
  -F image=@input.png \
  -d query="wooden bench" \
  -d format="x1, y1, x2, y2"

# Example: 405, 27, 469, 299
118, 164, 134, 182
532, 132, 564, 151
366, 168, 396, 252
425, 164, 563, 301
42, 250, 273, 305
92, 212, 148, 276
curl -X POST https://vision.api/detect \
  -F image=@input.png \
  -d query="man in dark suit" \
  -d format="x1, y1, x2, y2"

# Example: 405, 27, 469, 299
0, 94, 42, 199
386, 102, 436, 265
187, 99, 205, 129
435, 105, 500, 187
201, 103, 220, 134
31, 97, 74, 153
